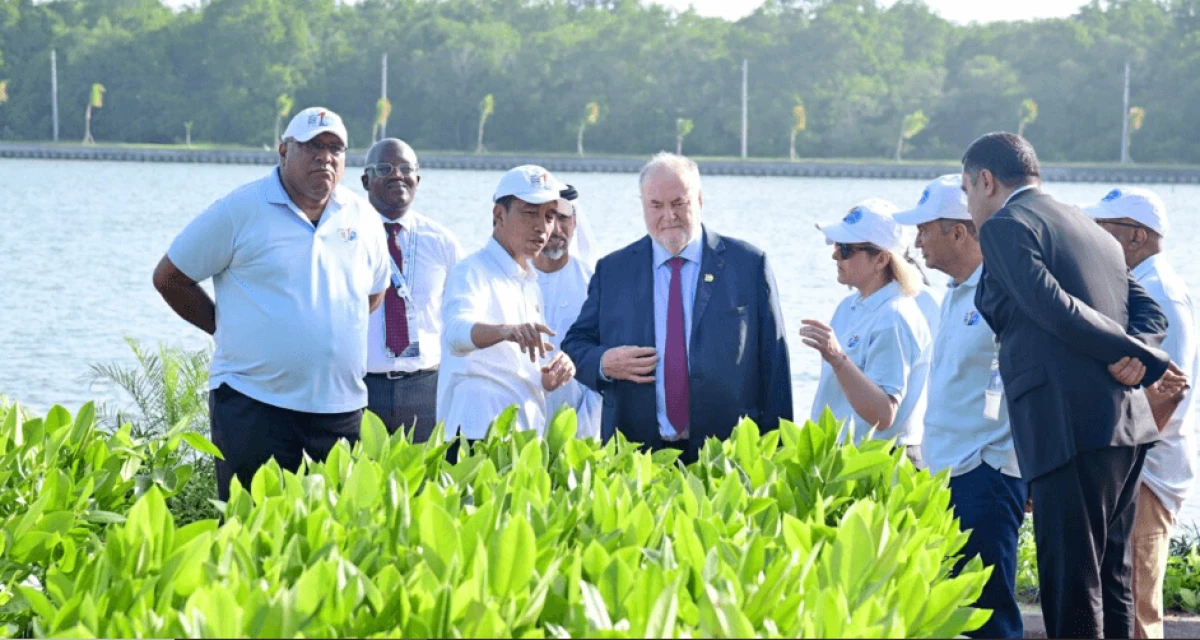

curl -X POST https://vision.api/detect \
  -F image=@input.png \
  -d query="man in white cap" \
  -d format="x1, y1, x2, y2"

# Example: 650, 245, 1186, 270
535, 185, 601, 439
895, 174, 1026, 639
438, 165, 577, 459
152, 107, 390, 500
1087, 187, 1196, 639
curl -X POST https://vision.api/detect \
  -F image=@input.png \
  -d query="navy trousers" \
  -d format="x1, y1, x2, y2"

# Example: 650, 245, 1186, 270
949, 463, 1029, 639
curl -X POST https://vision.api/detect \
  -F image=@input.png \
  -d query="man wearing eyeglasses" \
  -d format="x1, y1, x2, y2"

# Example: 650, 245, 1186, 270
1086, 187, 1196, 639
152, 107, 391, 501
361, 138, 463, 441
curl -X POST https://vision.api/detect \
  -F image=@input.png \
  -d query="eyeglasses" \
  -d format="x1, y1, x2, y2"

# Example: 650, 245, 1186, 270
835, 242, 878, 260
1096, 220, 1145, 232
296, 138, 347, 157
367, 162, 418, 178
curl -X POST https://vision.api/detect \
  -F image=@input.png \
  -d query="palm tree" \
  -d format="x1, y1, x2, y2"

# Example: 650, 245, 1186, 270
675, 117, 694, 155
895, 109, 928, 161
274, 93, 294, 143
86, 338, 212, 439
476, 93, 494, 153
183, 121, 193, 148
0, 80, 8, 104
1125, 106, 1146, 163
577, 101, 601, 156
1017, 99, 1038, 137
373, 97, 393, 143
789, 101, 806, 162
83, 83, 105, 144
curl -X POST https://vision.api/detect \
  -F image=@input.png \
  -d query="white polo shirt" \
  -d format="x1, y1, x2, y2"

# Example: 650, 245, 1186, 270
366, 212, 464, 373
811, 281, 932, 446
168, 169, 390, 413
1134, 254, 1198, 516
537, 256, 602, 439
438, 237, 548, 440
922, 265, 1020, 478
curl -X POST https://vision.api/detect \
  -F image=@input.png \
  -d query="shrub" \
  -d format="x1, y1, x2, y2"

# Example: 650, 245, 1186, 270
20, 409, 992, 638
0, 400, 211, 635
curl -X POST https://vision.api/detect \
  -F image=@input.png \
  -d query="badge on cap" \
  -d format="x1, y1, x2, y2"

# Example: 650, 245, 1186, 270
843, 208, 863, 224
1103, 189, 1122, 202
918, 187, 931, 206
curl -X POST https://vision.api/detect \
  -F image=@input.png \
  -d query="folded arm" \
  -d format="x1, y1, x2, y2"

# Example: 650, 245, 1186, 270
979, 216, 1169, 381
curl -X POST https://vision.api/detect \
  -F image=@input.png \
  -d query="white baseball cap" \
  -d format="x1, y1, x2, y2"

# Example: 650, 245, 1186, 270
894, 174, 970, 225
1084, 187, 1169, 237
816, 198, 904, 252
282, 107, 349, 145
493, 165, 566, 205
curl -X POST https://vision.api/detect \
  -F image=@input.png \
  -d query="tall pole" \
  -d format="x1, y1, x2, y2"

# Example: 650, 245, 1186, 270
51, 49, 59, 142
1120, 60, 1130, 164
740, 58, 748, 159
379, 53, 388, 139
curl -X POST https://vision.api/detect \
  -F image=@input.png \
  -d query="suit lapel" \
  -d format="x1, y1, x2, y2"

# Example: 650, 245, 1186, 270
691, 227, 724, 341
632, 236, 656, 346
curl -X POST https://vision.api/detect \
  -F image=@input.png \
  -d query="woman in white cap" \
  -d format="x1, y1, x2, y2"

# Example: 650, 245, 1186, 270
800, 198, 933, 466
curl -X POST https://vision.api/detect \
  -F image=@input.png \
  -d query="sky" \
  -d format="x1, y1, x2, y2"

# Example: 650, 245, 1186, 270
654, 0, 1092, 23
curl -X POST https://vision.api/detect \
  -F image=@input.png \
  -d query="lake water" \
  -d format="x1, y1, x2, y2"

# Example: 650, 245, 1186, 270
3, 158, 1199, 528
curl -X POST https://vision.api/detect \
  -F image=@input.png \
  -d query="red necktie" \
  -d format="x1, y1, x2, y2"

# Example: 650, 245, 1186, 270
664, 257, 689, 435
384, 223, 410, 356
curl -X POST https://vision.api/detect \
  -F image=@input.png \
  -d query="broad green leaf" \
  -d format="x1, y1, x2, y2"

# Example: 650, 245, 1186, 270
489, 516, 536, 597
182, 432, 224, 459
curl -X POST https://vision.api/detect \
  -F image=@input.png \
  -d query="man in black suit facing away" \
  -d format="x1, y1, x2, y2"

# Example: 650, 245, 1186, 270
964, 132, 1186, 638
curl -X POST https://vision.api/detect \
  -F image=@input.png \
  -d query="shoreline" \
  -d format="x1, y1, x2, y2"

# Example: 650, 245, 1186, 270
3, 142, 1199, 184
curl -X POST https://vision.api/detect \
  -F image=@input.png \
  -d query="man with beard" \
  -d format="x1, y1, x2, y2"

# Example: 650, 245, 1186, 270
361, 139, 463, 441
534, 185, 601, 439
438, 166, 577, 458
152, 107, 390, 500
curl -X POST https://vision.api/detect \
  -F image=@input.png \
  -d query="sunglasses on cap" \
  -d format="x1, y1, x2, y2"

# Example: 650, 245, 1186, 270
834, 242, 880, 260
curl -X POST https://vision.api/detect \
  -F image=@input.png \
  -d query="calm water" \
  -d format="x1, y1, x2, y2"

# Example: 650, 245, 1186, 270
3, 158, 1199, 527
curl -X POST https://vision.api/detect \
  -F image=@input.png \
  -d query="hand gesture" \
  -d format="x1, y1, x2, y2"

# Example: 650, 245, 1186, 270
1108, 356, 1147, 387
1145, 361, 1190, 425
799, 319, 846, 367
503, 323, 555, 363
600, 346, 658, 384
541, 352, 576, 392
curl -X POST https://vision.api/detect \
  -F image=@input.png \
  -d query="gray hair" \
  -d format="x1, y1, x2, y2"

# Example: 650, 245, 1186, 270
639, 152, 702, 191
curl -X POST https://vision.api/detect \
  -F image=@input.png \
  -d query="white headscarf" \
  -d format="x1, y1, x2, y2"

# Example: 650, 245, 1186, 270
568, 199, 599, 270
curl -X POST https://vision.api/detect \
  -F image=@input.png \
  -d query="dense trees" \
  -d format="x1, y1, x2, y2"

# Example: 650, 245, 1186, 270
0, 0, 1195, 163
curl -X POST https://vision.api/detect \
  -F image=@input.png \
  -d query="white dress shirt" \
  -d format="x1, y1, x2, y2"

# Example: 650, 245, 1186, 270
1134, 254, 1198, 516
537, 256, 602, 439
367, 212, 464, 373
811, 281, 932, 446
922, 265, 1020, 478
438, 237, 548, 440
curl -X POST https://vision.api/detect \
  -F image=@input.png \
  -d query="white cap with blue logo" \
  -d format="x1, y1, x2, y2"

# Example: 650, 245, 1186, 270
282, 106, 349, 145
493, 165, 567, 206
816, 198, 904, 252
893, 174, 971, 226
1084, 187, 1169, 237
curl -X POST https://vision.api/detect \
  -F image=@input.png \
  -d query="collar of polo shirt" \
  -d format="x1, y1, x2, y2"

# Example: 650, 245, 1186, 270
854, 280, 903, 311
484, 236, 536, 280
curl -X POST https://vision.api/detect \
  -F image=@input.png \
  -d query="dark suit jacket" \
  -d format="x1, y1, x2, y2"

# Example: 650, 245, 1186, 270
975, 187, 1169, 480
562, 226, 793, 458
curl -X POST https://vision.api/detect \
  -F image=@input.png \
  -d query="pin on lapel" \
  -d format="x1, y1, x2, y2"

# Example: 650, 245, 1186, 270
704, 273, 715, 283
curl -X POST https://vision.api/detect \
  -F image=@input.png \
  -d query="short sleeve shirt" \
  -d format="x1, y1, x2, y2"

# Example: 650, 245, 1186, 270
810, 282, 932, 446
168, 169, 390, 413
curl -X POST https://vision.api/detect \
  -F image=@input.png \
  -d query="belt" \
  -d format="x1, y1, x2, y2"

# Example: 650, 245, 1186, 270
366, 368, 437, 381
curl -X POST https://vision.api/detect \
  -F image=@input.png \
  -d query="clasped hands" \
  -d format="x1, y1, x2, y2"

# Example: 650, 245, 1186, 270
499, 323, 575, 392
1108, 357, 1189, 394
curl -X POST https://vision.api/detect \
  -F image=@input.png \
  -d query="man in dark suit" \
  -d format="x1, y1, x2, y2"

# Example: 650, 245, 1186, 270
964, 132, 1177, 638
562, 152, 793, 462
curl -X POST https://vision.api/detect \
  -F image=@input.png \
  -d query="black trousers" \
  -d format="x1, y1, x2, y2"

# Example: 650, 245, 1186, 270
364, 370, 438, 442
209, 383, 363, 501
1030, 444, 1149, 639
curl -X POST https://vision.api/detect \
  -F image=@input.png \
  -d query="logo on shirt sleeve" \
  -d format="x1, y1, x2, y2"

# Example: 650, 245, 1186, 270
964, 310, 982, 326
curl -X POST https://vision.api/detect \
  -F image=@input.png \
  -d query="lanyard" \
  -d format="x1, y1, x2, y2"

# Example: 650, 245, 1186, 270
388, 222, 419, 301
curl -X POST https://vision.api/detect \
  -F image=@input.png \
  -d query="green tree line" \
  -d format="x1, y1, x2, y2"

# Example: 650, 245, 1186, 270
0, 0, 1197, 163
